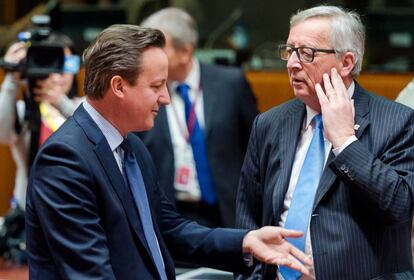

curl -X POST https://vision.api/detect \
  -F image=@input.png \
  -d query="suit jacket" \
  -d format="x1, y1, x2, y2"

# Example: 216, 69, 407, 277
25, 105, 252, 280
236, 83, 414, 279
138, 63, 258, 227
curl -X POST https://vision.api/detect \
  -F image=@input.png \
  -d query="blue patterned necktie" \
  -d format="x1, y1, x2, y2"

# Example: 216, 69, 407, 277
120, 139, 167, 280
176, 83, 217, 204
279, 114, 325, 280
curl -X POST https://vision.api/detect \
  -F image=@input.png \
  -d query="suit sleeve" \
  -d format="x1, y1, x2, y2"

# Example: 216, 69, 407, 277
26, 142, 116, 280
236, 116, 263, 230
234, 117, 265, 279
0, 74, 19, 142
128, 133, 253, 276
158, 186, 253, 275
331, 107, 414, 224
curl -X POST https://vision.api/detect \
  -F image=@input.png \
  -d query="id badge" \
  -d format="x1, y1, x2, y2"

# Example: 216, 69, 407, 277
174, 145, 198, 197
176, 166, 191, 187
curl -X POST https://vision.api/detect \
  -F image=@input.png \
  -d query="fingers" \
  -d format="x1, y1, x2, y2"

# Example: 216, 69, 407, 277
330, 68, 348, 100
288, 243, 313, 266
323, 73, 336, 99
5, 42, 27, 63
351, 99, 355, 118
275, 254, 311, 276
278, 228, 304, 238
316, 68, 349, 106
315, 83, 328, 104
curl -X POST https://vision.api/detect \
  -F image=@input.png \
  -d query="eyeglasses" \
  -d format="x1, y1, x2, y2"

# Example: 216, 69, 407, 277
278, 44, 336, 63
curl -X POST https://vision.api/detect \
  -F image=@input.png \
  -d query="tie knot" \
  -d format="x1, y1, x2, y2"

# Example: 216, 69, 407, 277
313, 114, 323, 129
120, 138, 132, 153
176, 83, 190, 99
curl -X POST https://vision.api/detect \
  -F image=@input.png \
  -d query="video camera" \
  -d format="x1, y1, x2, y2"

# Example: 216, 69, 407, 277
1, 15, 79, 79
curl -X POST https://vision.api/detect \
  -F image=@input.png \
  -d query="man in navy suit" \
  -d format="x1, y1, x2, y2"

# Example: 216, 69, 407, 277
25, 24, 312, 279
236, 6, 414, 280
139, 7, 259, 228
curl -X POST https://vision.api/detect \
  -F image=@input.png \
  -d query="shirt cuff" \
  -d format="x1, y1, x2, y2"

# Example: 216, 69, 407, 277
332, 135, 358, 156
243, 252, 253, 267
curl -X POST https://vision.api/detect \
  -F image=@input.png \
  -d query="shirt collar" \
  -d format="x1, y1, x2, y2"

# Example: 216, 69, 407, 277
83, 100, 124, 152
305, 81, 355, 128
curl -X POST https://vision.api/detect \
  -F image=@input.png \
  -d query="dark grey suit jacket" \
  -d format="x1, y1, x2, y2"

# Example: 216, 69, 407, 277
236, 83, 414, 279
139, 63, 258, 227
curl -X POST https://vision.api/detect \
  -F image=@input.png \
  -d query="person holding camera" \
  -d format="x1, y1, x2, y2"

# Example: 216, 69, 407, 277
0, 33, 82, 214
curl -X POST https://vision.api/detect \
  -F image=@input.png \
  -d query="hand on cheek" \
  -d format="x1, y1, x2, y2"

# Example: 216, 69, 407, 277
315, 68, 355, 148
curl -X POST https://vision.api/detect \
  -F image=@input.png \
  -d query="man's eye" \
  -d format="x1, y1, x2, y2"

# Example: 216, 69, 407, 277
300, 48, 313, 57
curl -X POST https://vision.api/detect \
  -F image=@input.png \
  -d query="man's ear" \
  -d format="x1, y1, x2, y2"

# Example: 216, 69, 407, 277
110, 75, 125, 98
178, 43, 194, 64
339, 52, 356, 77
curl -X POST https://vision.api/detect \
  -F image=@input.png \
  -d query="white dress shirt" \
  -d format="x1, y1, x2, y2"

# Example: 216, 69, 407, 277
166, 58, 206, 202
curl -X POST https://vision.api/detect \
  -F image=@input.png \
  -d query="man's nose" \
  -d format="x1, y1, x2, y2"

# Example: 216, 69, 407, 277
286, 50, 302, 69
159, 86, 171, 105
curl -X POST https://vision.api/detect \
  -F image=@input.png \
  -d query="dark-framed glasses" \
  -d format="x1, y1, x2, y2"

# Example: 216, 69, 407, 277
278, 44, 336, 63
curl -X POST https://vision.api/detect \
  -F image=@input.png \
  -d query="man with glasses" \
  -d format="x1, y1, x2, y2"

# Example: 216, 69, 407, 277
236, 5, 414, 280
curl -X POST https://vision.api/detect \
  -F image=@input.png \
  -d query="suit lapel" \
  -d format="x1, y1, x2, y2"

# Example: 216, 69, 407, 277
312, 82, 370, 210
74, 106, 153, 258
271, 101, 306, 223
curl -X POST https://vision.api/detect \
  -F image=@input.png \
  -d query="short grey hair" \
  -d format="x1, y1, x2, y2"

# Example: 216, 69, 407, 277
141, 7, 198, 49
290, 6, 365, 76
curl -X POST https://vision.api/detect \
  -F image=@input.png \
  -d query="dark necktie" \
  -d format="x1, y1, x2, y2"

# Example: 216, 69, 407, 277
279, 114, 325, 280
120, 139, 167, 280
176, 83, 217, 204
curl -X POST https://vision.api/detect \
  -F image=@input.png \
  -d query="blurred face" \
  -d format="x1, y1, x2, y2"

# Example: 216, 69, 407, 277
122, 47, 170, 132
163, 33, 192, 82
286, 18, 341, 111
47, 47, 75, 95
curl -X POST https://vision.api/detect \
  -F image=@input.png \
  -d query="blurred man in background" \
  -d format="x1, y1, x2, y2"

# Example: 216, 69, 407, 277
139, 7, 259, 227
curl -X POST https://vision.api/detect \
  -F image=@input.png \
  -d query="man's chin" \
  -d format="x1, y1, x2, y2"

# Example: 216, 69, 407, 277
293, 88, 312, 99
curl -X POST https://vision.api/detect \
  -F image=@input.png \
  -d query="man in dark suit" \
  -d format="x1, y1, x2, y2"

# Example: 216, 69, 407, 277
25, 24, 312, 279
236, 6, 414, 280
139, 7, 259, 227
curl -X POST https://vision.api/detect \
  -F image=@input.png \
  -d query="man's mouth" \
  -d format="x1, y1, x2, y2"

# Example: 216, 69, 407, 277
292, 78, 306, 85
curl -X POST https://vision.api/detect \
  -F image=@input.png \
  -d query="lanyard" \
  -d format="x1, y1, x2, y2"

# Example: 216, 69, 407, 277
171, 85, 202, 143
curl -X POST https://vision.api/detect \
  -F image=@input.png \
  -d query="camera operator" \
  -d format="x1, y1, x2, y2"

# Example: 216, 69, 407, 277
0, 32, 83, 216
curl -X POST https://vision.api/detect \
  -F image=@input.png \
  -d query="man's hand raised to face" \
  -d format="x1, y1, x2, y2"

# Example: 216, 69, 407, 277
315, 68, 355, 148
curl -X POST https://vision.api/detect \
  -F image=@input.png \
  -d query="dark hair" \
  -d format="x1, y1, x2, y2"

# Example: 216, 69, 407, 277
82, 24, 165, 99
42, 32, 78, 98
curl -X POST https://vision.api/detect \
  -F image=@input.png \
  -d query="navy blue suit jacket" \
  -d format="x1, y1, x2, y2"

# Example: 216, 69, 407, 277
138, 63, 258, 227
236, 83, 414, 279
26, 105, 251, 280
